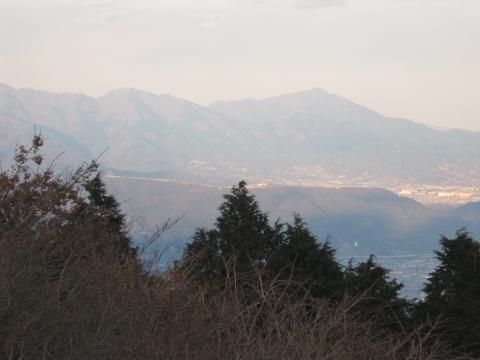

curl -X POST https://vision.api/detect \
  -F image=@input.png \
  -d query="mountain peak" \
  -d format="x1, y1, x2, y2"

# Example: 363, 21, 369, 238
101, 87, 189, 104
102, 87, 156, 97
210, 88, 331, 107
267, 87, 336, 104
287, 87, 329, 97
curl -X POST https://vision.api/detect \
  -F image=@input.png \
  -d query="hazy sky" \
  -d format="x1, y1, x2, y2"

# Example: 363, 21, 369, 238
0, 0, 479, 130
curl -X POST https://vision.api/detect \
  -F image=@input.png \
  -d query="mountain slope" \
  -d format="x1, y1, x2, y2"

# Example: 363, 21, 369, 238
210, 89, 480, 183
2, 84, 480, 185
0, 85, 254, 176
105, 177, 476, 258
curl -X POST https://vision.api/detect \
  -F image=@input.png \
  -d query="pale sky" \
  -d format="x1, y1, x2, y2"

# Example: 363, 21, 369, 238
1, 0, 479, 130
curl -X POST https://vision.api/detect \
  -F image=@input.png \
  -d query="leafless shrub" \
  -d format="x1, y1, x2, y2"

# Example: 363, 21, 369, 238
0, 137, 473, 359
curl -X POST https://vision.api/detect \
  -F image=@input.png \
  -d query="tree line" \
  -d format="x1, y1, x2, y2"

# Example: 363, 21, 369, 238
1, 136, 479, 359
181, 180, 480, 354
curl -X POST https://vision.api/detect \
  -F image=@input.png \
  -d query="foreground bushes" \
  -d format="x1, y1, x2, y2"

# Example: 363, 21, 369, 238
181, 181, 410, 330
0, 244, 458, 359
0, 137, 474, 359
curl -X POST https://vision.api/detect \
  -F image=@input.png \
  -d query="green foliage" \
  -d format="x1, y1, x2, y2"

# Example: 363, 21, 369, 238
179, 182, 480, 357
83, 173, 136, 259
419, 230, 480, 355
182, 184, 407, 317
182, 186, 345, 301
181, 181, 277, 281
182, 228, 221, 283
269, 214, 344, 299
215, 181, 280, 270
344, 255, 410, 327
182, 181, 282, 276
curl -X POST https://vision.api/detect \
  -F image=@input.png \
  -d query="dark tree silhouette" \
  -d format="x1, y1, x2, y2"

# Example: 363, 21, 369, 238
344, 255, 410, 328
419, 230, 480, 355
268, 214, 344, 300
83, 173, 136, 259
182, 228, 221, 283
215, 181, 280, 272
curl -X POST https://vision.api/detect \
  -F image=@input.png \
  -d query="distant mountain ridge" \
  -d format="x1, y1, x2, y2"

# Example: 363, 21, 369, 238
0, 84, 254, 176
210, 89, 480, 183
1, 83, 480, 186
2, 82, 479, 258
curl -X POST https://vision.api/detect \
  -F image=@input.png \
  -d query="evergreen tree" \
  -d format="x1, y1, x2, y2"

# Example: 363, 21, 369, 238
0, 135, 138, 285
269, 214, 344, 299
215, 181, 280, 272
83, 173, 136, 259
182, 228, 221, 283
344, 255, 409, 327
419, 230, 480, 355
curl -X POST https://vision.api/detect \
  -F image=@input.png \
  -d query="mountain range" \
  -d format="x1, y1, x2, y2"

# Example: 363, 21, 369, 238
2, 83, 480, 185
2, 83, 479, 258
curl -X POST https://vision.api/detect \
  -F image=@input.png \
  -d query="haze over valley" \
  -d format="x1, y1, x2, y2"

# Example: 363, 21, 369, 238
105, 176, 479, 298
2, 82, 479, 274
2, 83, 480, 206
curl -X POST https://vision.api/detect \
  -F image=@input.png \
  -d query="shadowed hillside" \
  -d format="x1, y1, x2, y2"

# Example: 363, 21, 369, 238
105, 176, 478, 260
